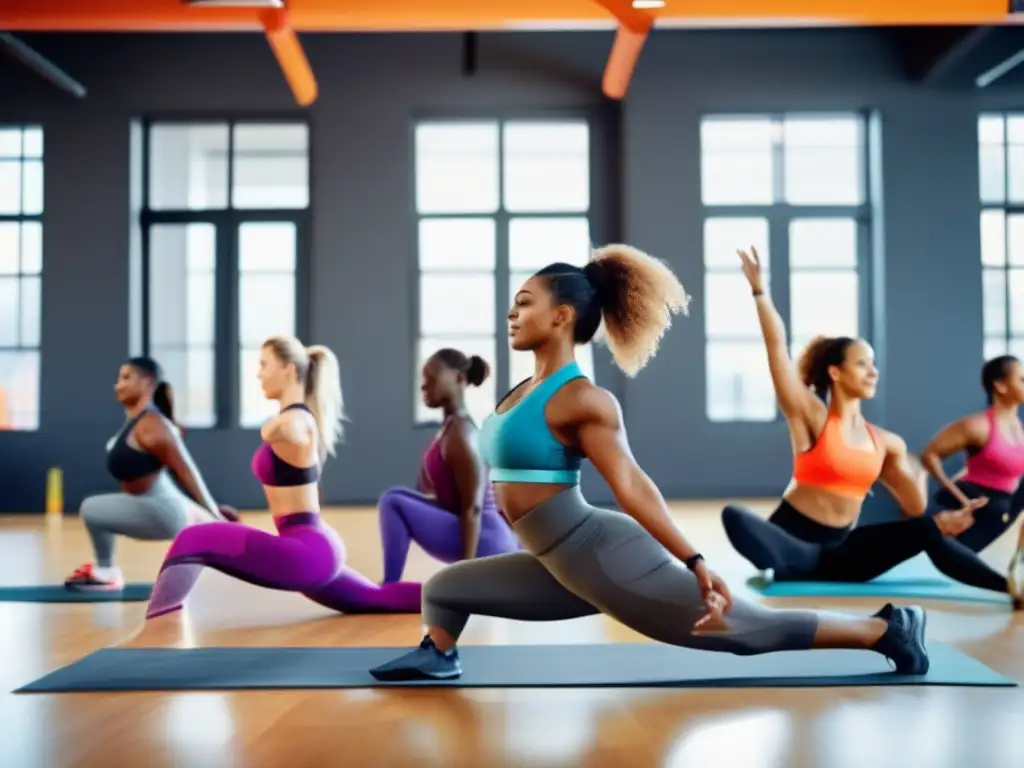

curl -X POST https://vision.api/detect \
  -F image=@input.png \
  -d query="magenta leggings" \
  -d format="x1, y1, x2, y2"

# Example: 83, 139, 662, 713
378, 487, 521, 583
146, 512, 421, 619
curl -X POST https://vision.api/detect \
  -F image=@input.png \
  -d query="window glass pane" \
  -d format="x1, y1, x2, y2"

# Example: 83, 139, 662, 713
1009, 336, 1024, 361
704, 272, 767, 338
239, 346, 279, 427
700, 118, 774, 205
0, 350, 40, 430
147, 123, 229, 210
0, 223, 18, 274
509, 217, 591, 272
22, 127, 42, 159
21, 159, 43, 214
420, 273, 495, 336
231, 123, 309, 209
415, 122, 499, 214
415, 336, 496, 426
238, 222, 296, 272
1010, 269, 1024, 335
418, 218, 496, 271
705, 340, 776, 422
983, 267, 1007, 337
502, 121, 589, 213
790, 271, 859, 340
979, 114, 1005, 144
148, 224, 217, 347
0, 161, 22, 214
0, 277, 18, 346
1008, 214, 1024, 266
789, 218, 857, 268
782, 116, 863, 205
240, 274, 295, 347
704, 217, 770, 270
701, 150, 773, 205
509, 345, 594, 397
1008, 144, 1024, 204
19, 276, 40, 347
0, 128, 21, 157
984, 336, 1009, 361
980, 144, 1006, 205
981, 209, 1006, 267
151, 345, 216, 428
20, 222, 41, 275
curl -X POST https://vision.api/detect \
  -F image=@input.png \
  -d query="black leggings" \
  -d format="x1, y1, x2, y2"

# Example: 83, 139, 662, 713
722, 485, 1011, 593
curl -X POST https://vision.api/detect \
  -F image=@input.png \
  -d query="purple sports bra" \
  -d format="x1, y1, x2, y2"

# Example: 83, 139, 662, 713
250, 403, 321, 488
419, 417, 495, 512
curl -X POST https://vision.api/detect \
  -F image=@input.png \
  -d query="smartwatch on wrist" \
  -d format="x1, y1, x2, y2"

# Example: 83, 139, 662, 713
684, 553, 705, 571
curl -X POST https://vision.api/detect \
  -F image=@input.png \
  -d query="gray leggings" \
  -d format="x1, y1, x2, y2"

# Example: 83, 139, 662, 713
424, 487, 819, 655
81, 472, 195, 567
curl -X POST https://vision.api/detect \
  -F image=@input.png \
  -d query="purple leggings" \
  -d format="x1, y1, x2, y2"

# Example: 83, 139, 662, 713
378, 487, 521, 583
146, 512, 421, 619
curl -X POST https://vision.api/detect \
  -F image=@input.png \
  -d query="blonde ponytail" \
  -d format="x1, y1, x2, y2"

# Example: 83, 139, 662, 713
304, 344, 345, 462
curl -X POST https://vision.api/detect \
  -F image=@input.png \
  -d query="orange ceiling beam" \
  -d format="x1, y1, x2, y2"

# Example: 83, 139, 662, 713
260, 9, 317, 107
0, 0, 1014, 31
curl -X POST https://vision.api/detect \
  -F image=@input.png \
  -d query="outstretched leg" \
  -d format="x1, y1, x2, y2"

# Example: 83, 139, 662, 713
369, 551, 599, 680
145, 517, 342, 619
303, 566, 422, 613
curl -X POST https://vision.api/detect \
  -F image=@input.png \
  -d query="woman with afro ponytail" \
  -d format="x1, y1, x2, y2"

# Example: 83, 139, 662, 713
370, 243, 936, 683
721, 246, 1010, 606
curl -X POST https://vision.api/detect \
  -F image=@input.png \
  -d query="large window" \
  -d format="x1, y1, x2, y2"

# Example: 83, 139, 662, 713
700, 114, 868, 422
142, 120, 309, 428
413, 119, 595, 425
978, 114, 1024, 361
0, 126, 43, 431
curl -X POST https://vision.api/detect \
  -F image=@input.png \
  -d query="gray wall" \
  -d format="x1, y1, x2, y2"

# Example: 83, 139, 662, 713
0, 29, 1010, 513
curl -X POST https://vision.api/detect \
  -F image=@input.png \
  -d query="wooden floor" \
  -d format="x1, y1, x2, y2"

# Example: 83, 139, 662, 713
0, 502, 1021, 768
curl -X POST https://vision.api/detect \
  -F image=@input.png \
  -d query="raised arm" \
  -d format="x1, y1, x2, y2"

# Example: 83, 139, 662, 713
920, 414, 988, 508
442, 418, 485, 561
134, 412, 221, 519
737, 247, 822, 424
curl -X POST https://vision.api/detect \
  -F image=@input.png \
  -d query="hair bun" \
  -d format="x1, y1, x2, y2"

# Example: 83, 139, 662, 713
466, 355, 491, 387
582, 260, 610, 301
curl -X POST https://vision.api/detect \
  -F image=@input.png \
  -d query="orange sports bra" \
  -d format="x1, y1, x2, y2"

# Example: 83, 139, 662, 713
792, 415, 886, 501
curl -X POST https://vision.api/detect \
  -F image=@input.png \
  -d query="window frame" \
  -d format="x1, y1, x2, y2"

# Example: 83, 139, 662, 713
0, 123, 44, 432
409, 107, 619, 428
700, 110, 873, 424
978, 112, 1024, 360
139, 114, 312, 430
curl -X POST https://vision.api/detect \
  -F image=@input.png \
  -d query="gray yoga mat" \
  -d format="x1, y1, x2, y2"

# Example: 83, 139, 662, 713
15, 642, 1015, 692
0, 584, 152, 603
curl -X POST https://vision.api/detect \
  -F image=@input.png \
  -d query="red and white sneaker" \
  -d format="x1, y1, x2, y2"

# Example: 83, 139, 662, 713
64, 563, 125, 591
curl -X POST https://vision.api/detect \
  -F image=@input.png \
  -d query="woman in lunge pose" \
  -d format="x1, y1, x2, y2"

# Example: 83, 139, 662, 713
144, 336, 420, 619
721, 248, 1002, 596
920, 354, 1024, 607
370, 244, 929, 682
378, 348, 518, 583
65, 357, 237, 592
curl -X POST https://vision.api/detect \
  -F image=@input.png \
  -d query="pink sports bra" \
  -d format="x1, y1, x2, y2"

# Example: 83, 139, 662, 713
962, 408, 1024, 494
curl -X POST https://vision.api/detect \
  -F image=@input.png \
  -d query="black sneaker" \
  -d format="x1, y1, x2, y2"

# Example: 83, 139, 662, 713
369, 635, 463, 681
870, 602, 929, 675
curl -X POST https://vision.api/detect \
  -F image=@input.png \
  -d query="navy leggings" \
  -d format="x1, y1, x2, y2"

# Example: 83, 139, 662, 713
722, 488, 1010, 593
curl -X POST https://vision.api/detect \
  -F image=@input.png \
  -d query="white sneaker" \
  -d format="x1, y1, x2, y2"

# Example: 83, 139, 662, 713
1008, 550, 1024, 608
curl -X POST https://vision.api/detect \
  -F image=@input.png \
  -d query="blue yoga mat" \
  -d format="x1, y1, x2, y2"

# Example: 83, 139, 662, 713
0, 584, 152, 603
15, 642, 1014, 692
746, 554, 1011, 604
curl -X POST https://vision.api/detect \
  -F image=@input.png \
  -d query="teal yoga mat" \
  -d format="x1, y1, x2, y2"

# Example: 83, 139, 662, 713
15, 642, 1015, 692
0, 584, 152, 603
746, 554, 1011, 604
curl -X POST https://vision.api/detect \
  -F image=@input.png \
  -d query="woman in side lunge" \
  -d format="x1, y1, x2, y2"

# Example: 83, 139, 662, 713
921, 354, 1024, 608
65, 357, 237, 592
378, 349, 518, 583
720, 247, 1005, 598
144, 336, 420, 619
370, 244, 929, 683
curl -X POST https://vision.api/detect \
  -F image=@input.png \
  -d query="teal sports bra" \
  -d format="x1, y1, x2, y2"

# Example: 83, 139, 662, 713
478, 361, 587, 484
